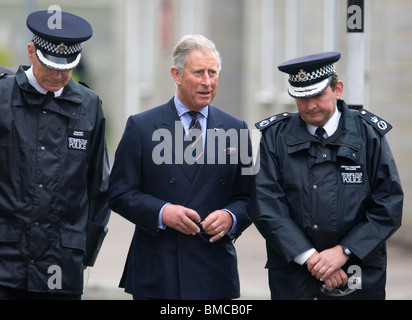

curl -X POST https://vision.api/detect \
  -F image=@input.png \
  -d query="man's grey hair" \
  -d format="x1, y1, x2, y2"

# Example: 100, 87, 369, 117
172, 34, 222, 75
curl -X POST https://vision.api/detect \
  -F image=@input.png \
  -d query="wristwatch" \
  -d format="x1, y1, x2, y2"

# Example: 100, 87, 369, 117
339, 244, 352, 257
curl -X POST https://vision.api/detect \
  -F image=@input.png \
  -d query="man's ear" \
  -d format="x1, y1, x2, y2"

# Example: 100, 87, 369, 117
27, 43, 36, 64
170, 66, 182, 86
335, 80, 344, 100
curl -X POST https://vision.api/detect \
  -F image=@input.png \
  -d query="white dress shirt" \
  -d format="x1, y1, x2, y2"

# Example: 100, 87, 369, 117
24, 66, 64, 97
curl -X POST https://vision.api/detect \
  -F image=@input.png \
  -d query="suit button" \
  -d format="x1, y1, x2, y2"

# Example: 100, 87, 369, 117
178, 241, 184, 248
169, 178, 176, 184
219, 179, 225, 185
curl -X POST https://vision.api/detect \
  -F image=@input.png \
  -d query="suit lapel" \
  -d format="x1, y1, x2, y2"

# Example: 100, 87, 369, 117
154, 99, 200, 183
154, 99, 180, 157
183, 106, 224, 204
154, 102, 229, 205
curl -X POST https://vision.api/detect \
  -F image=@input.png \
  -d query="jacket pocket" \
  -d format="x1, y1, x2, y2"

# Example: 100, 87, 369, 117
0, 222, 21, 242
60, 228, 86, 254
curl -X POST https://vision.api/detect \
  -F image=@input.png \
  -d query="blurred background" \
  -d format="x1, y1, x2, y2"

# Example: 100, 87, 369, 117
0, 0, 411, 299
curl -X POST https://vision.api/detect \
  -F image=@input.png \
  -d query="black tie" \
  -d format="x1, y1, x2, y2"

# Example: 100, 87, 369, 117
41, 91, 54, 107
316, 127, 326, 144
187, 111, 204, 163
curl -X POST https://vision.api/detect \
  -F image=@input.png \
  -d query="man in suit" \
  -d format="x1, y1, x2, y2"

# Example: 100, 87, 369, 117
108, 35, 253, 300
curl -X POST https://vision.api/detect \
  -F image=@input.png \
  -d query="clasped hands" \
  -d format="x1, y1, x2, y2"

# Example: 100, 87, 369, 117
305, 246, 350, 290
162, 204, 233, 243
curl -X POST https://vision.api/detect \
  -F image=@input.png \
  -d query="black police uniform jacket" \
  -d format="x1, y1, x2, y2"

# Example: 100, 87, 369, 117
0, 66, 110, 295
251, 100, 403, 299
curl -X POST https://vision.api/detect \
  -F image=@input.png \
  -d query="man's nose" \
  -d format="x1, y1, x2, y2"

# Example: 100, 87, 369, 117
305, 98, 317, 110
50, 70, 63, 79
201, 73, 212, 86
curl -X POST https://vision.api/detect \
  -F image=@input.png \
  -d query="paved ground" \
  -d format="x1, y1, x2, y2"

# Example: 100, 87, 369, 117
83, 213, 412, 300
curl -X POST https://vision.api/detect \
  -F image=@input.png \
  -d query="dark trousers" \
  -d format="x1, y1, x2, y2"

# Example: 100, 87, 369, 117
0, 286, 81, 300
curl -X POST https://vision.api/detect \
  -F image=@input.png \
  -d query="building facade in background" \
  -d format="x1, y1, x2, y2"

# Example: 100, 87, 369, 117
0, 0, 410, 243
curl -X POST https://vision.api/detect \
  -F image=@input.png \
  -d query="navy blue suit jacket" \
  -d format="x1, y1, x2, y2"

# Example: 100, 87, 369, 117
108, 98, 253, 299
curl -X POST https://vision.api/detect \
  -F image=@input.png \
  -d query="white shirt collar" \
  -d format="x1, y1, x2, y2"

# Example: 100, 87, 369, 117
24, 66, 64, 97
306, 105, 341, 138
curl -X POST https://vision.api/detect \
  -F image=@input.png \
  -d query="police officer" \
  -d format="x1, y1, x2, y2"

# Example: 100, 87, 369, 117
251, 52, 403, 300
0, 10, 110, 299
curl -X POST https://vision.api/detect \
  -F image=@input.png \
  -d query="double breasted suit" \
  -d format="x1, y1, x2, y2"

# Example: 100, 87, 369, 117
108, 98, 252, 299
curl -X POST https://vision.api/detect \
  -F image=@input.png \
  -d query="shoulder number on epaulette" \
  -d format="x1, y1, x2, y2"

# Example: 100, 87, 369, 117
357, 109, 392, 136
255, 112, 292, 131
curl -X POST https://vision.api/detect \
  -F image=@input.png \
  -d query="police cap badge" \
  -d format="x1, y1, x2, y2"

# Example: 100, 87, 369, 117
278, 52, 341, 99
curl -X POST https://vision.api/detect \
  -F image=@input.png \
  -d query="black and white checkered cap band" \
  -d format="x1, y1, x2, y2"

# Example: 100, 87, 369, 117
32, 34, 83, 56
289, 63, 336, 84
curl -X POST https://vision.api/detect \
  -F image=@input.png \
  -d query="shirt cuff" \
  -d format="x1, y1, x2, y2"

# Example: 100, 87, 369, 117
222, 209, 237, 235
294, 248, 316, 265
158, 203, 170, 230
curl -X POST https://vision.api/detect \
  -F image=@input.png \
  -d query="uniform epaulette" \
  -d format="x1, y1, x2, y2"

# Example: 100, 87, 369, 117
357, 109, 392, 136
255, 112, 292, 131
78, 81, 91, 89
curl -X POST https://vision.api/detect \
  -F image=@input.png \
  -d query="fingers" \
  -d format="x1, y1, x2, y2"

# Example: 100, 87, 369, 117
162, 207, 233, 242
323, 268, 348, 290
309, 245, 350, 281
312, 264, 330, 281
208, 231, 226, 243
162, 204, 201, 235
324, 276, 338, 290
305, 251, 321, 273
337, 268, 348, 287
201, 210, 233, 242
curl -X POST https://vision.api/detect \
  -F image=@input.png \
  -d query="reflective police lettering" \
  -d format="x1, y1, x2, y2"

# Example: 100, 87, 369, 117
339, 165, 364, 184
204, 304, 252, 315
68, 137, 88, 150
68, 129, 89, 151
341, 172, 362, 184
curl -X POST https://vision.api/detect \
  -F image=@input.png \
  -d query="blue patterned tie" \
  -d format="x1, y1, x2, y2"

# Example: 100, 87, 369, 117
187, 111, 204, 163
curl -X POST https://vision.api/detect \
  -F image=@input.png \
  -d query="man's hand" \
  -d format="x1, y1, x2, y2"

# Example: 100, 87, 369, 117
162, 204, 201, 235
201, 210, 233, 242
323, 268, 348, 290
305, 246, 350, 289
